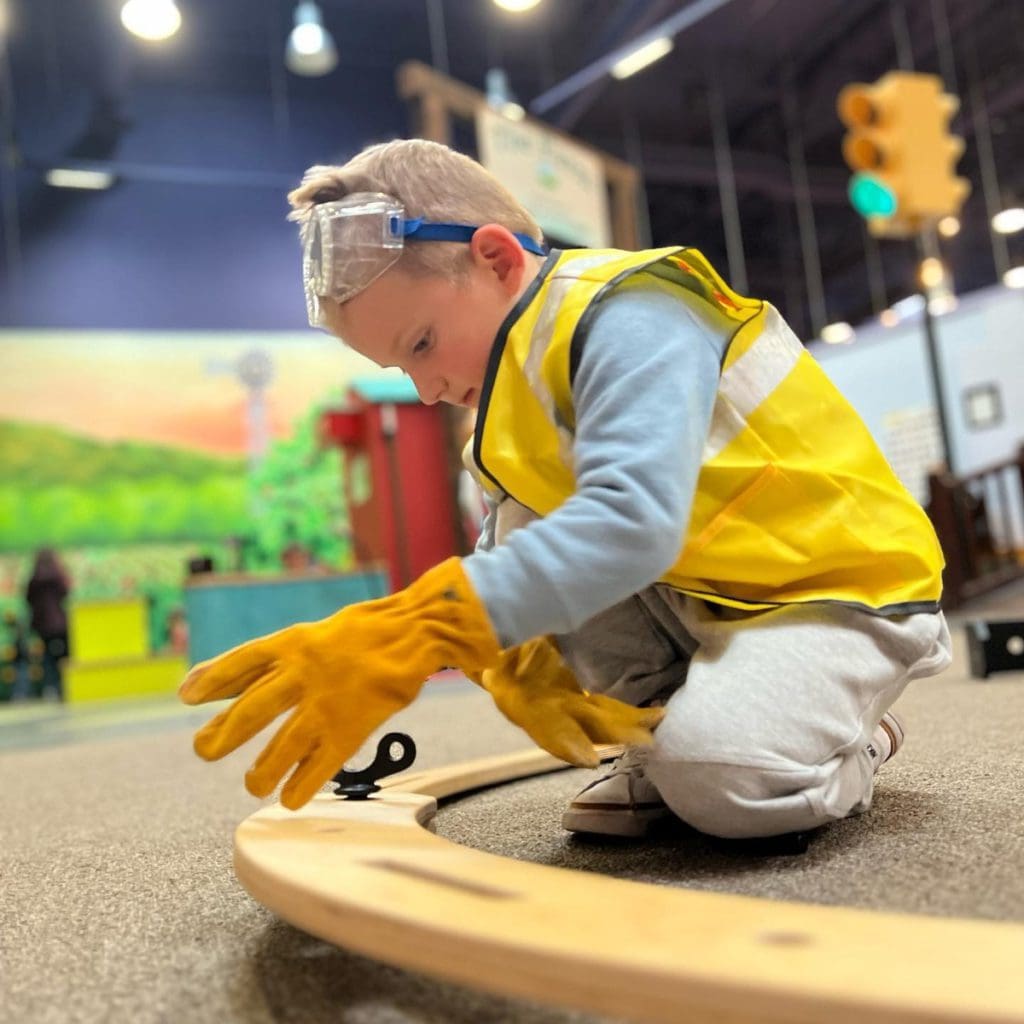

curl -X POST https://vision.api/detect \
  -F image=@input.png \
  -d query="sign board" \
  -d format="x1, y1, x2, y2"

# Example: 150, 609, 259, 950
475, 107, 612, 249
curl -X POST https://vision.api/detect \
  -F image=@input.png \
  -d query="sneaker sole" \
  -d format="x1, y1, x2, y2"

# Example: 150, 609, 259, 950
878, 712, 905, 763
561, 803, 671, 838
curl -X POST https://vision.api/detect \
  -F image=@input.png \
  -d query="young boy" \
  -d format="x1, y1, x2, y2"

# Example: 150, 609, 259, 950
180, 138, 952, 841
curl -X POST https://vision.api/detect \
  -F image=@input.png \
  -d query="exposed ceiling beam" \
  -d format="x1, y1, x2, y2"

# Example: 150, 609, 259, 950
636, 141, 851, 203
552, 0, 679, 132
529, 0, 740, 116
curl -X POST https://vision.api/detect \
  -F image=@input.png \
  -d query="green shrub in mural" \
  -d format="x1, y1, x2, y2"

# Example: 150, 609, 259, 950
0, 420, 250, 548
244, 410, 349, 571
0, 411, 349, 648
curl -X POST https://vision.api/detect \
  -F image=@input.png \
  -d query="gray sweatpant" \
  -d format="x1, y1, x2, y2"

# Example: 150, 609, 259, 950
555, 586, 952, 839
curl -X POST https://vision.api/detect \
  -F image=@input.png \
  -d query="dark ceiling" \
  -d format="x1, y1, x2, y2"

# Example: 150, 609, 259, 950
3, 0, 1022, 339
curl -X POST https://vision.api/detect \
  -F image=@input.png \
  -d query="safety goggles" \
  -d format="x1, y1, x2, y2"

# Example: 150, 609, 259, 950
301, 192, 547, 328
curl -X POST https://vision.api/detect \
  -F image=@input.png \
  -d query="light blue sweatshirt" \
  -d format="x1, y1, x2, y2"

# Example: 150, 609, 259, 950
463, 284, 728, 647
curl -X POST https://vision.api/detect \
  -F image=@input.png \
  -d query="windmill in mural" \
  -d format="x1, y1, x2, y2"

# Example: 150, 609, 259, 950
206, 348, 275, 471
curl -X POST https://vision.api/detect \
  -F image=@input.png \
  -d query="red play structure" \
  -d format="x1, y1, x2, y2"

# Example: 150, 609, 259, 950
320, 378, 460, 592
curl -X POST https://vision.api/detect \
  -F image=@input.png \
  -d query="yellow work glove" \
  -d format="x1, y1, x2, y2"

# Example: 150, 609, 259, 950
475, 636, 664, 768
178, 557, 500, 810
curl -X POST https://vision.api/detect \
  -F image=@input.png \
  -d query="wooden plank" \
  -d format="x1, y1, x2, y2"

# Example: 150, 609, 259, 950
395, 60, 640, 250
396, 61, 638, 183
235, 749, 1024, 1024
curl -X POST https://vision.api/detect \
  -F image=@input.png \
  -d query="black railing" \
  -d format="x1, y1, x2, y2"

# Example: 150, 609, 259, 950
926, 445, 1024, 609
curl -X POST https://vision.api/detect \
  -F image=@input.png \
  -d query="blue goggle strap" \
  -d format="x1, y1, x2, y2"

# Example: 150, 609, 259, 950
397, 217, 547, 257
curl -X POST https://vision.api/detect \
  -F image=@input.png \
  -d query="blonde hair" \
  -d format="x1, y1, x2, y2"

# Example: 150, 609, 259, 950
287, 139, 543, 280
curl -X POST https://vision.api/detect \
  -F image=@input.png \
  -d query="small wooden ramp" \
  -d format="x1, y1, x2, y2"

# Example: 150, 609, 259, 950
235, 747, 1024, 1024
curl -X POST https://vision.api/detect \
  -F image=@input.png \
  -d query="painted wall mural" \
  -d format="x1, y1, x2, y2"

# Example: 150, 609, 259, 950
0, 330, 396, 648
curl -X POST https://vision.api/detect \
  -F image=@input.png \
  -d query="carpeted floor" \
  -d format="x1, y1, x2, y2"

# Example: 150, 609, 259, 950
1, 589, 1023, 1024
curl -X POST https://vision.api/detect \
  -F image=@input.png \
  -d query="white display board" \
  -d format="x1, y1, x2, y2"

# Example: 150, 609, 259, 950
881, 406, 944, 504
475, 107, 612, 249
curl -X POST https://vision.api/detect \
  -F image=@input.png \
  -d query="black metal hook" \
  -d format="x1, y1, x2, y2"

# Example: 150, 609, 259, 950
331, 732, 417, 800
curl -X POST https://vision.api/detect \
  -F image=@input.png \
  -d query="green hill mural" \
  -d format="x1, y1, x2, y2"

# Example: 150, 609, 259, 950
0, 420, 248, 487
0, 420, 250, 552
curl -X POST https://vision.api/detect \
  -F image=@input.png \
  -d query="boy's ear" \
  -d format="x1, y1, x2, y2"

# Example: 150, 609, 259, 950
470, 224, 526, 291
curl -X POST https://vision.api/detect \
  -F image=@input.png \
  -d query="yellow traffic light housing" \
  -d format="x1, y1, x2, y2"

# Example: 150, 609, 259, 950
837, 71, 971, 238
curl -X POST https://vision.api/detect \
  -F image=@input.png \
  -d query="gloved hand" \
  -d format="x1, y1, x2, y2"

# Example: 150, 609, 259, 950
178, 557, 500, 809
475, 636, 664, 767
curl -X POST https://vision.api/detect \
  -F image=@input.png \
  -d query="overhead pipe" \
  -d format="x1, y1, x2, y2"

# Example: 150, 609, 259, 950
707, 71, 747, 294
529, 0, 737, 116
780, 69, 828, 338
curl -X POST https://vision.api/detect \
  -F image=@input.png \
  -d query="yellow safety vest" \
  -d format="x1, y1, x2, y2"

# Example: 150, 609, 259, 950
470, 247, 944, 614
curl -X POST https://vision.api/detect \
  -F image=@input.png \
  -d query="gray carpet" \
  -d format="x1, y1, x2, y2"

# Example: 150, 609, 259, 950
2, 592, 1023, 1024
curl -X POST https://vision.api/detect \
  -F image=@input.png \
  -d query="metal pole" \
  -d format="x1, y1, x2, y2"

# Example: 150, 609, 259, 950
780, 70, 827, 337
425, 0, 450, 77
266, 0, 290, 142
862, 223, 888, 315
775, 202, 804, 335
0, 29, 22, 295
965, 23, 1010, 279
707, 72, 747, 293
889, 0, 915, 71
41, 0, 63, 106
916, 233, 955, 475
928, 0, 958, 94
621, 88, 652, 250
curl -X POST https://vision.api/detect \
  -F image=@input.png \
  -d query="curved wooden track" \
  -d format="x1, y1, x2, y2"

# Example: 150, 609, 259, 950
235, 747, 1024, 1024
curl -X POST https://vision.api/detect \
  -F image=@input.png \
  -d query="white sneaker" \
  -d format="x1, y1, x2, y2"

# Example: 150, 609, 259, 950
562, 711, 905, 839
562, 746, 670, 838
867, 710, 905, 770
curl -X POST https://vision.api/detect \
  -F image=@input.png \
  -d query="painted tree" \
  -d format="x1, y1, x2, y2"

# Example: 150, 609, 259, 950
244, 407, 348, 571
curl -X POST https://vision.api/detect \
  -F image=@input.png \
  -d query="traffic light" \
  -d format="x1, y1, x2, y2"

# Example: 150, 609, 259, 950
837, 71, 971, 238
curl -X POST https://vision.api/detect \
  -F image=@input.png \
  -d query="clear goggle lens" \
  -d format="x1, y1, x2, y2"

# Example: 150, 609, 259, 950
300, 191, 546, 329
302, 193, 407, 327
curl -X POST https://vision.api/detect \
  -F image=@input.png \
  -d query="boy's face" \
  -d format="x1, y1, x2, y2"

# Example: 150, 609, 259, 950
322, 225, 540, 409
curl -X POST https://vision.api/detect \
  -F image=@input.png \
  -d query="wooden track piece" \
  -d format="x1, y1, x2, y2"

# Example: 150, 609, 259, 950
235, 747, 1024, 1024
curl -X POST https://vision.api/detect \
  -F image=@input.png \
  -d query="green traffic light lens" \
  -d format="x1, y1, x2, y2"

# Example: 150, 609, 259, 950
848, 173, 898, 218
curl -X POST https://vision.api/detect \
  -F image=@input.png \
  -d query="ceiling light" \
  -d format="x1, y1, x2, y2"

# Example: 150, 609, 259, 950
285, 1, 337, 77
120, 0, 181, 41
45, 167, 116, 190
918, 257, 946, 290
928, 291, 958, 316
493, 0, 542, 10
485, 68, 525, 121
992, 206, 1024, 235
937, 216, 960, 238
820, 321, 854, 344
891, 294, 925, 318
1003, 265, 1024, 289
610, 36, 674, 80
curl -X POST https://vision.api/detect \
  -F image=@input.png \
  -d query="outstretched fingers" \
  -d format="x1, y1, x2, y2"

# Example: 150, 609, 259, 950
178, 633, 293, 705
193, 668, 300, 761
244, 710, 312, 798
280, 742, 350, 810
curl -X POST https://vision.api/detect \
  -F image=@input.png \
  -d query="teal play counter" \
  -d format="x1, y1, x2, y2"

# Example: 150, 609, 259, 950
183, 569, 389, 665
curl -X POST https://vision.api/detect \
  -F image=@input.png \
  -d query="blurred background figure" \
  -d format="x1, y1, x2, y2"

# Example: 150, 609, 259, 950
164, 606, 190, 657
280, 541, 314, 573
24, 548, 71, 702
